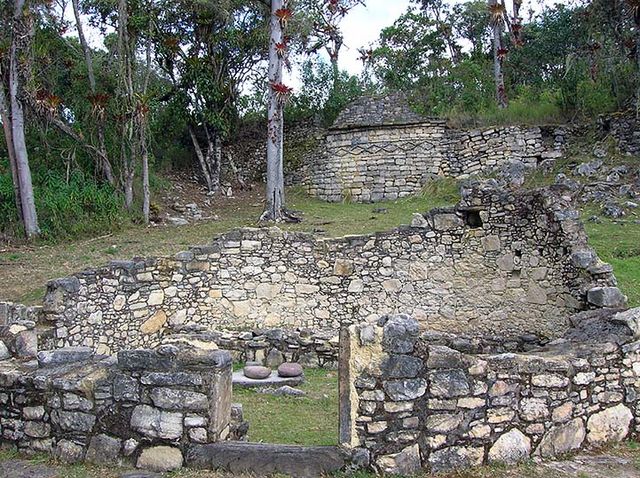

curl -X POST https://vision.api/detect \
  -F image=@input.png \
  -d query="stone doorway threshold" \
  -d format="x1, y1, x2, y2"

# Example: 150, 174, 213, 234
186, 442, 348, 477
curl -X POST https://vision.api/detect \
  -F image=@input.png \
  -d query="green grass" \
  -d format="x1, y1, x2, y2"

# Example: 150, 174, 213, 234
233, 368, 339, 446
585, 217, 640, 307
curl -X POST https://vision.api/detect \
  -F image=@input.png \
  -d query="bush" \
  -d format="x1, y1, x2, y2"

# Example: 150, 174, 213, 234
0, 167, 129, 242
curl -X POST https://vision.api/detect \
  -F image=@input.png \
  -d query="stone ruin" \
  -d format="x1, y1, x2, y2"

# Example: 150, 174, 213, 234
0, 181, 639, 475
306, 93, 567, 202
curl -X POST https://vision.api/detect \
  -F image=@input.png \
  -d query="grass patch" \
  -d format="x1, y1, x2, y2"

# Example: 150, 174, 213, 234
584, 217, 640, 307
233, 368, 339, 446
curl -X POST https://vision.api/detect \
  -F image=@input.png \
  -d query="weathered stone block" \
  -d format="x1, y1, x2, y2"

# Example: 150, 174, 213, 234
586, 404, 633, 445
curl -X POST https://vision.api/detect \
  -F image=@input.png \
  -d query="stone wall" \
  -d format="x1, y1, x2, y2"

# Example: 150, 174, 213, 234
308, 121, 566, 202
0, 301, 42, 326
0, 343, 239, 472
38, 183, 622, 356
177, 326, 340, 369
597, 110, 640, 156
306, 93, 567, 203
344, 311, 640, 474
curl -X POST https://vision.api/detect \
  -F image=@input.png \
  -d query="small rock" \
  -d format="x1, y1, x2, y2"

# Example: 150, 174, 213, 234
167, 217, 189, 226
259, 386, 306, 397
0, 340, 10, 360
243, 365, 272, 380
277, 362, 303, 378
574, 160, 603, 177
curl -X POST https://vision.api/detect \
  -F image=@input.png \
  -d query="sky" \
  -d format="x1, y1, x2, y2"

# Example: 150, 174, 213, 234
335, 0, 573, 77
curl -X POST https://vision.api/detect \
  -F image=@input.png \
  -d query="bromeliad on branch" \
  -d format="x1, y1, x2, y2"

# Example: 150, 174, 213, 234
489, 2, 506, 27
274, 7, 293, 29
271, 82, 293, 105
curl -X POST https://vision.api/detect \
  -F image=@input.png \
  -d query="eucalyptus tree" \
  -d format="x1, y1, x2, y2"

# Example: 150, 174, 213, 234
1, 0, 40, 238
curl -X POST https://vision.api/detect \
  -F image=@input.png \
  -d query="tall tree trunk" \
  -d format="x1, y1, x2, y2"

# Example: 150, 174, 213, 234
141, 129, 150, 224
10, 0, 39, 238
636, 24, 640, 119
263, 0, 285, 221
0, 85, 23, 222
213, 132, 222, 193
71, 0, 116, 187
492, 22, 508, 109
189, 125, 214, 191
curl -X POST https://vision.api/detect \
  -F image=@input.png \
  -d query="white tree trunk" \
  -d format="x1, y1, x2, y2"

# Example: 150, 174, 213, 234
492, 24, 507, 108
189, 125, 214, 191
263, 0, 285, 221
0, 83, 22, 222
10, 0, 39, 238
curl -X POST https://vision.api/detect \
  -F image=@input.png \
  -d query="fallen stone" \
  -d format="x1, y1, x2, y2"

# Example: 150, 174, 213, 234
587, 287, 627, 308
0, 340, 10, 360
167, 217, 189, 226
0, 460, 59, 478
187, 442, 346, 477
137, 446, 183, 472
258, 385, 306, 397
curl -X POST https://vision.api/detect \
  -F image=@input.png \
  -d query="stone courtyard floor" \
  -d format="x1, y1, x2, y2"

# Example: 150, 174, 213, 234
1, 444, 640, 477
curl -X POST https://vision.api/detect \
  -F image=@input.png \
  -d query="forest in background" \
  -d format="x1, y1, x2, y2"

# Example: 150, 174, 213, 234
1, 0, 639, 241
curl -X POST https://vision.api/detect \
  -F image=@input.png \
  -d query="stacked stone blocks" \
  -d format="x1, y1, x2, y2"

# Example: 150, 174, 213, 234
347, 314, 640, 475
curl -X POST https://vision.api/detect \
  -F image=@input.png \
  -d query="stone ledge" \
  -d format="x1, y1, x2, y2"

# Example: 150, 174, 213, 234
186, 442, 348, 477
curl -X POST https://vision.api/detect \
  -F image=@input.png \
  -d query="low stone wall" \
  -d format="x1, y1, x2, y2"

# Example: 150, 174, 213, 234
344, 311, 640, 474
176, 326, 340, 369
0, 343, 238, 472
37, 184, 622, 355
306, 93, 567, 202
0, 301, 42, 326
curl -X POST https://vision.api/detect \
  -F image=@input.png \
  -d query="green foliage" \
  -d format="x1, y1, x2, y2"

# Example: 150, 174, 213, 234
0, 167, 127, 242
368, 1, 640, 125
285, 58, 369, 126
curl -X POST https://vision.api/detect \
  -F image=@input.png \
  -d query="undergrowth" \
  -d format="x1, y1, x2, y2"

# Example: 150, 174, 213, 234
0, 170, 129, 242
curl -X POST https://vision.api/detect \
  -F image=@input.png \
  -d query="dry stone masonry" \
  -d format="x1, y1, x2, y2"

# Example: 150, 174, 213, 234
344, 310, 640, 475
0, 180, 635, 475
307, 93, 566, 202
35, 182, 622, 357
0, 342, 244, 473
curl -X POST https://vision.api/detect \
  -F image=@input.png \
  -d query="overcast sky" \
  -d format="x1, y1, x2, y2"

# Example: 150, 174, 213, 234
336, 0, 574, 76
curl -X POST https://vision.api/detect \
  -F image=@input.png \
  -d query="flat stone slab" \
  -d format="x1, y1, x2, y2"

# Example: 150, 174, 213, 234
232, 371, 304, 388
186, 442, 347, 477
0, 460, 59, 478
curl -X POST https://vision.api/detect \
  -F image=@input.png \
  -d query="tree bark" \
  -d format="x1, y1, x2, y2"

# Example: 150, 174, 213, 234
0, 84, 23, 222
10, 0, 39, 238
490, 0, 508, 109
263, 0, 286, 221
141, 127, 150, 223
189, 125, 214, 191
